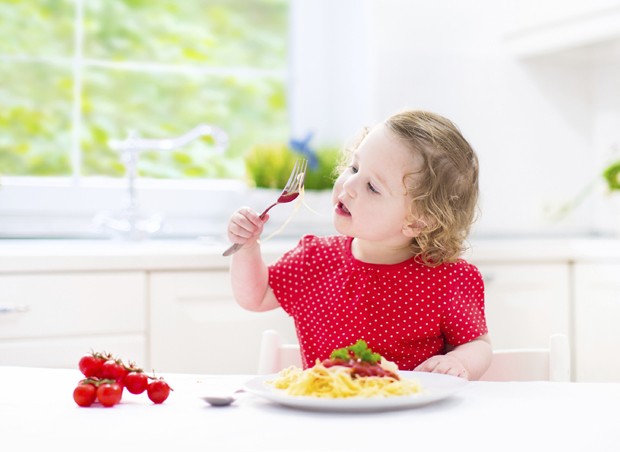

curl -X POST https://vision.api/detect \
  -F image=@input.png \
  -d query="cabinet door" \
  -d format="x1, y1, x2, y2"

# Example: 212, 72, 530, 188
574, 263, 620, 382
149, 271, 297, 374
0, 335, 146, 369
476, 263, 570, 349
0, 272, 147, 367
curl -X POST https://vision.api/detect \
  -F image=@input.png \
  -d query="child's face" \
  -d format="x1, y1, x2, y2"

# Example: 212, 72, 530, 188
332, 123, 422, 246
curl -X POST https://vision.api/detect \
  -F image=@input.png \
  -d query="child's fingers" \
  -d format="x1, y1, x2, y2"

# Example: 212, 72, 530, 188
415, 356, 468, 379
227, 208, 266, 242
237, 208, 269, 227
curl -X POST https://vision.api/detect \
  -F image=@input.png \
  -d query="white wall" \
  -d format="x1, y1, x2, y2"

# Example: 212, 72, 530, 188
591, 51, 620, 235
368, 0, 600, 237
293, 0, 620, 238
289, 0, 375, 144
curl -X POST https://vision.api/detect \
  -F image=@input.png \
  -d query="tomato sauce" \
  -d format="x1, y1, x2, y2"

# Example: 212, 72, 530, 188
321, 358, 400, 380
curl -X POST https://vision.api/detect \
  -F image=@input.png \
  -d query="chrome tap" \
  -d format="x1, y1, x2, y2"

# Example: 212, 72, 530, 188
94, 124, 228, 240
108, 124, 229, 154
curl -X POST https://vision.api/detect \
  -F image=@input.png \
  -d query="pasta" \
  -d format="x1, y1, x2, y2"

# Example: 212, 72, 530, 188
269, 361, 424, 399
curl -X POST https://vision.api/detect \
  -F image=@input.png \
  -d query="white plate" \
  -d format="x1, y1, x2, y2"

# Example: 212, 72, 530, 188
243, 371, 467, 412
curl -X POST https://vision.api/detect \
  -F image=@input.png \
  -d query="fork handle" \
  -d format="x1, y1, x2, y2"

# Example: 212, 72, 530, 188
222, 242, 244, 257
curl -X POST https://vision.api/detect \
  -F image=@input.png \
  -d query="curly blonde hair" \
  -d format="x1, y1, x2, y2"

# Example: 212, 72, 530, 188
337, 110, 479, 265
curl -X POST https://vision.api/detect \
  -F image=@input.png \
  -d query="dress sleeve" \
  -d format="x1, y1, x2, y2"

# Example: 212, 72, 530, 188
267, 235, 314, 316
441, 261, 488, 347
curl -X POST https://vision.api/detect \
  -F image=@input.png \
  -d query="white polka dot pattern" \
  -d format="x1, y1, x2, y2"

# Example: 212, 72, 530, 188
268, 235, 488, 370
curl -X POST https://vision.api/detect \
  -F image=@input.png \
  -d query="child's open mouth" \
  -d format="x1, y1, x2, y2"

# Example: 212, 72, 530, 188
336, 201, 351, 216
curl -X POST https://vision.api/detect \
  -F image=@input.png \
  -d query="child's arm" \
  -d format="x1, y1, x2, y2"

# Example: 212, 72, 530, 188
227, 208, 280, 312
414, 334, 492, 380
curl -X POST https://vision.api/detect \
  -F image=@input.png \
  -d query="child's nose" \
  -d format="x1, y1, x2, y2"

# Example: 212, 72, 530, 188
342, 177, 357, 198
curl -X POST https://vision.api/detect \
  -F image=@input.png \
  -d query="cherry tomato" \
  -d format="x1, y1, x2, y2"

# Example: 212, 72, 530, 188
101, 359, 128, 383
73, 382, 97, 407
147, 379, 171, 404
78, 354, 105, 378
124, 371, 148, 395
97, 382, 123, 407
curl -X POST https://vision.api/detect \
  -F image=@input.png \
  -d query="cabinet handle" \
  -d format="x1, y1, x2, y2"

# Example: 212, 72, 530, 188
0, 305, 30, 315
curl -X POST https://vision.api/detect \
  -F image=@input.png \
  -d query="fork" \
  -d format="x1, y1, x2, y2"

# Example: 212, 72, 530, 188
222, 158, 308, 256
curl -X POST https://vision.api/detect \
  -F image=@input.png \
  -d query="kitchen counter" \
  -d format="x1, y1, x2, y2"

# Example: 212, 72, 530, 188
1, 236, 620, 272
1, 366, 619, 452
0, 238, 294, 272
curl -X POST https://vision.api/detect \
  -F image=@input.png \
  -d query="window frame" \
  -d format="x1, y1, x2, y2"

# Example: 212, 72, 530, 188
0, 0, 372, 240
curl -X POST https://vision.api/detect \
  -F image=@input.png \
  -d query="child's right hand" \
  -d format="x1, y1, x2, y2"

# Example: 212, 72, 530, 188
226, 207, 269, 250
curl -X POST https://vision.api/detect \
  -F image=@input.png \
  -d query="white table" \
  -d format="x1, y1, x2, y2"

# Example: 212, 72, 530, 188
1, 366, 619, 452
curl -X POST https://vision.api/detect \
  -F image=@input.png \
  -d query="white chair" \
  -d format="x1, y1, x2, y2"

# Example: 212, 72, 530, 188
257, 330, 572, 382
479, 333, 571, 382
257, 329, 302, 374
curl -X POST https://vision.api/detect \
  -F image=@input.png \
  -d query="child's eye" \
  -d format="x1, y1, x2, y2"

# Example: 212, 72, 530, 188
349, 165, 358, 174
368, 183, 379, 194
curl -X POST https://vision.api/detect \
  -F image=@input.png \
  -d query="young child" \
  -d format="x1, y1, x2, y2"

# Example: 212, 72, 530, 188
226, 110, 492, 380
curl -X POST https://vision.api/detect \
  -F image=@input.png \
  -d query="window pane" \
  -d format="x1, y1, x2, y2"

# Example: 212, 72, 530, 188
0, 0, 289, 180
81, 69, 288, 178
83, 0, 288, 68
0, 61, 73, 175
0, 0, 74, 57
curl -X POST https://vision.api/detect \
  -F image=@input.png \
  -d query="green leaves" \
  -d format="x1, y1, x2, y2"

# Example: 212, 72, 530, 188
603, 161, 620, 191
1, 1, 289, 180
329, 340, 382, 364
245, 144, 340, 190
330, 348, 351, 361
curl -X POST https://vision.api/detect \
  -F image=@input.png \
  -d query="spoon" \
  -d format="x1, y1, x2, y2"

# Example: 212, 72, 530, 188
202, 389, 246, 407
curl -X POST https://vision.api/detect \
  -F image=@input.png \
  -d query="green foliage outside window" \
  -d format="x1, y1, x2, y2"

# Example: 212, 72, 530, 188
0, 0, 289, 180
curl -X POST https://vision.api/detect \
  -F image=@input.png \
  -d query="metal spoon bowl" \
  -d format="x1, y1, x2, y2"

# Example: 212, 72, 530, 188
202, 389, 245, 407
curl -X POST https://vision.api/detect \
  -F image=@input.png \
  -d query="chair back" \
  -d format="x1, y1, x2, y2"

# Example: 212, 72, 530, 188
479, 333, 570, 382
257, 329, 302, 374
257, 330, 571, 382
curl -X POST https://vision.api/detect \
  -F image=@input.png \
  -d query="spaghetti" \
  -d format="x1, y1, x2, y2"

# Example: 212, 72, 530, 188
269, 340, 424, 399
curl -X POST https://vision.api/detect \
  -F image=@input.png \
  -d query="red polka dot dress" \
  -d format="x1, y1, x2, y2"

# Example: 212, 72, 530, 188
268, 235, 488, 370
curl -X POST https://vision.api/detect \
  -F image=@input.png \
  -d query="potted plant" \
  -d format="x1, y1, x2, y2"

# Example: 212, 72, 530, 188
549, 157, 620, 235
244, 138, 340, 191
603, 160, 620, 192
243, 134, 341, 238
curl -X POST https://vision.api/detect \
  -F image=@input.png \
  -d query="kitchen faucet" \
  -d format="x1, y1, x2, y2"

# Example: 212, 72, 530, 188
94, 124, 228, 240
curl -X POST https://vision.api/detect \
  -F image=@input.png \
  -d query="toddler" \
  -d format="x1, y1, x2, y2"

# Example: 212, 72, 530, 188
226, 110, 492, 380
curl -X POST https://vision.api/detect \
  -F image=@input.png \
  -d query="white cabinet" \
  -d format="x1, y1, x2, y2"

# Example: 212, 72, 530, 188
476, 263, 571, 350
147, 263, 573, 375
2, 239, 619, 381
574, 263, 620, 382
0, 272, 147, 368
0, 262, 576, 377
149, 271, 297, 374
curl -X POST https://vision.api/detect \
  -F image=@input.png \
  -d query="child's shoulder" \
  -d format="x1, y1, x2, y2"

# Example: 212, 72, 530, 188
442, 258, 483, 280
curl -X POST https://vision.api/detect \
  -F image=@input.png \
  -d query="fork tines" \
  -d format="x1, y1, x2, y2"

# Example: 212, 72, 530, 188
285, 158, 307, 193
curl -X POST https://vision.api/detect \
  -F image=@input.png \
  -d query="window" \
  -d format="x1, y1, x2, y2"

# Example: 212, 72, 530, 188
0, 0, 289, 180
0, 0, 290, 239
0, 0, 372, 240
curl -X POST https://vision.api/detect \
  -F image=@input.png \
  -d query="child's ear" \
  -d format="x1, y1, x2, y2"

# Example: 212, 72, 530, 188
402, 218, 427, 238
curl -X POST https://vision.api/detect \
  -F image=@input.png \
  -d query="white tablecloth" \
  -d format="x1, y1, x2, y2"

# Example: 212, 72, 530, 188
1, 366, 619, 452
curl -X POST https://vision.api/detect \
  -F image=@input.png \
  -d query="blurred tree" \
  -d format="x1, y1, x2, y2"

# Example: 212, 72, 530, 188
0, 0, 289, 180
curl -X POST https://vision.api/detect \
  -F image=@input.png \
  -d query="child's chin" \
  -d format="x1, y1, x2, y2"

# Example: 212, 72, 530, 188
332, 217, 351, 235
